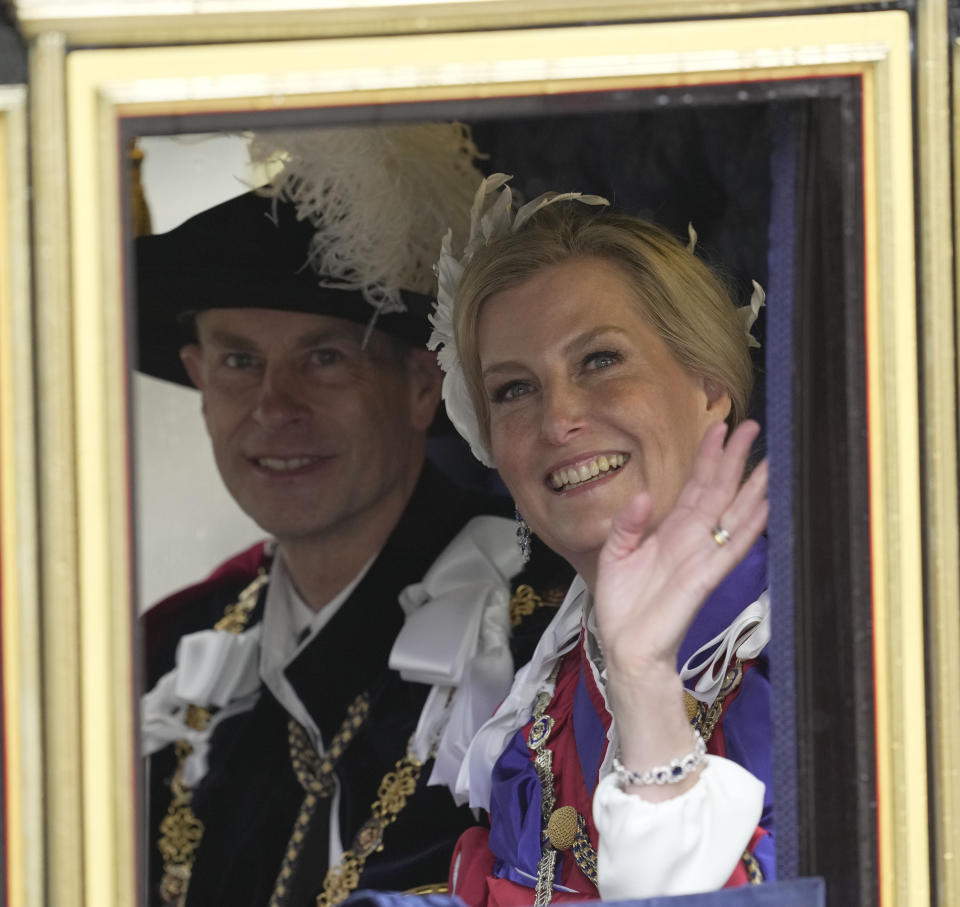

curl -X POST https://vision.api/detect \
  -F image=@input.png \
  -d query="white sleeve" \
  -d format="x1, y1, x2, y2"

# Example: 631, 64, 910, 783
592, 755, 764, 900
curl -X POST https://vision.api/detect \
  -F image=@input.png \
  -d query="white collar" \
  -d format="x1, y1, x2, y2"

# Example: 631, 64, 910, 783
259, 549, 376, 750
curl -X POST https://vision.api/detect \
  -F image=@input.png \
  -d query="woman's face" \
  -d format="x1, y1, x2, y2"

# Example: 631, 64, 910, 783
477, 257, 732, 579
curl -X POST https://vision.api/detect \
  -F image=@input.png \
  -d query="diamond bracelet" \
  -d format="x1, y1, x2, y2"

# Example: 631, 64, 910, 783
613, 729, 707, 787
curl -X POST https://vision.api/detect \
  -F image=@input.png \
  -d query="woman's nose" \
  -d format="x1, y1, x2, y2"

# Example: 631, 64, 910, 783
252, 364, 308, 428
539, 380, 588, 445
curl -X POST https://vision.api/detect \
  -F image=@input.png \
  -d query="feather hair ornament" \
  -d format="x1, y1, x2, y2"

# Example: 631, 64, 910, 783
429, 173, 610, 466
247, 123, 484, 327
687, 221, 765, 349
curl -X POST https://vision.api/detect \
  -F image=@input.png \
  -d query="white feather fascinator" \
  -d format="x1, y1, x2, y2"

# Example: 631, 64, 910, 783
428, 173, 610, 466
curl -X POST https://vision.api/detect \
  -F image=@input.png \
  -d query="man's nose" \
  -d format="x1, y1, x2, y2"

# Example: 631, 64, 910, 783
252, 364, 308, 428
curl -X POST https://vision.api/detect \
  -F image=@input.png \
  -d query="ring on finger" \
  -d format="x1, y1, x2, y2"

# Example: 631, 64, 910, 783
711, 524, 731, 547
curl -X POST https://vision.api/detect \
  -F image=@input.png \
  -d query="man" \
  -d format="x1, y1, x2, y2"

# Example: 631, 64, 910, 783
138, 128, 565, 907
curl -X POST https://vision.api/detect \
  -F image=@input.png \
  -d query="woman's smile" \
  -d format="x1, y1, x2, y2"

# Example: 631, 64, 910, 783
478, 256, 731, 577
547, 452, 630, 492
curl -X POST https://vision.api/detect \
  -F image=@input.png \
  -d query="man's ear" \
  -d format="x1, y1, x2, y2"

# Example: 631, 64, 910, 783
179, 343, 206, 390
405, 347, 443, 432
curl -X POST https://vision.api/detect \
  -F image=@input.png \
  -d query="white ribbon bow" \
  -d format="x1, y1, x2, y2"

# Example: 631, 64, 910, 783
389, 515, 523, 785
452, 576, 586, 808
141, 626, 263, 786
679, 591, 770, 705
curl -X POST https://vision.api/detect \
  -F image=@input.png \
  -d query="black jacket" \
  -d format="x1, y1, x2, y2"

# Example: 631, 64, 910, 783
145, 465, 523, 906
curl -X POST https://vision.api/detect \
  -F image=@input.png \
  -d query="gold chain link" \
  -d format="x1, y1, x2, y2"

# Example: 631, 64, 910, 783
269, 696, 371, 907
315, 748, 424, 907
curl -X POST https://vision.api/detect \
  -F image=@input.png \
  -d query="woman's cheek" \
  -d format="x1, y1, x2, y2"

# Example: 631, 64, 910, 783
490, 407, 535, 461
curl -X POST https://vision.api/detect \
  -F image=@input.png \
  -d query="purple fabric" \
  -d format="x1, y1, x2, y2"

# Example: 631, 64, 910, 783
677, 537, 768, 669
721, 659, 775, 880
574, 664, 607, 796
488, 730, 549, 884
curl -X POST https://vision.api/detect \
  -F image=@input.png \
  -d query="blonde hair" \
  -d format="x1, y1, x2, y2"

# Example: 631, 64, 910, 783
453, 202, 753, 452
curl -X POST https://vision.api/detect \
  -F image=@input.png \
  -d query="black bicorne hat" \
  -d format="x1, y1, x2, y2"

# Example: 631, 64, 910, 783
135, 189, 435, 386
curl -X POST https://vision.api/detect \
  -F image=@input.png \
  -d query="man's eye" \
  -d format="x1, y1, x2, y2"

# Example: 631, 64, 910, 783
491, 380, 533, 403
584, 350, 621, 370
223, 352, 257, 369
310, 348, 342, 367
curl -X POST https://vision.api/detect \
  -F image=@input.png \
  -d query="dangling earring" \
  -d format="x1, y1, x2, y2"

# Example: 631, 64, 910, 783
514, 506, 532, 565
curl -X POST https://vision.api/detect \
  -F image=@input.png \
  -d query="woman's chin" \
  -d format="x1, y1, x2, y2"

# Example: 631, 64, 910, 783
536, 526, 608, 576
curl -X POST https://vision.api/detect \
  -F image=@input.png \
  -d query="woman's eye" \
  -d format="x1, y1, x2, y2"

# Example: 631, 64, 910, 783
223, 352, 257, 369
491, 380, 533, 403
584, 350, 621, 370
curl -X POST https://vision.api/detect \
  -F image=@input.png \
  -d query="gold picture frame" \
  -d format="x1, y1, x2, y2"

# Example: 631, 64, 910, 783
13, 0, 886, 45
0, 82, 43, 907
17, 3, 952, 905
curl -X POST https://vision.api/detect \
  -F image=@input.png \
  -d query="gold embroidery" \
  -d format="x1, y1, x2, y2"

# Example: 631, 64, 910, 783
570, 812, 598, 887
214, 569, 269, 633
510, 585, 543, 627
545, 806, 577, 851
509, 584, 565, 628
157, 565, 268, 905
686, 663, 744, 743
157, 741, 206, 904
184, 705, 211, 732
742, 848, 764, 884
316, 748, 424, 907
405, 883, 449, 895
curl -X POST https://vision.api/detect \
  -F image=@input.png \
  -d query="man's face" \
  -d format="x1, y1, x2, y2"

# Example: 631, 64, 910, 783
180, 308, 440, 547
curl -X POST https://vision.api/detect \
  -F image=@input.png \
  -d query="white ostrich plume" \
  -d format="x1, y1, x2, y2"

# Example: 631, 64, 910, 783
248, 122, 484, 317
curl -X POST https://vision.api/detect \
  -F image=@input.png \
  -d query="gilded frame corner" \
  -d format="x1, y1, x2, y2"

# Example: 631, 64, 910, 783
35, 8, 925, 906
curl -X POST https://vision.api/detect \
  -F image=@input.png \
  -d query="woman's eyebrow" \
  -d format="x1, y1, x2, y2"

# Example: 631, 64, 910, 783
481, 325, 629, 379
481, 359, 527, 381
562, 325, 630, 354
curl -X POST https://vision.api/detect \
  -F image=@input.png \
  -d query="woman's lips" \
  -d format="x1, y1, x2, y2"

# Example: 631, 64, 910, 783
548, 453, 629, 492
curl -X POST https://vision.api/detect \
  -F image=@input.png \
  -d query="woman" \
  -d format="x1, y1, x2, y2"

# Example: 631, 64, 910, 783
428, 174, 771, 904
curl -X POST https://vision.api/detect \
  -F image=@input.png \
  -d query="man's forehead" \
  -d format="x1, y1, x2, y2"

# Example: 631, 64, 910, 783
195, 307, 369, 345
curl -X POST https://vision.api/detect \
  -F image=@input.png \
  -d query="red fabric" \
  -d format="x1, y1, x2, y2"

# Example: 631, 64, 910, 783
450, 828, 496, 907
722, 827, 769, 887
451, 828, 597, 907
143, 540, 267, 672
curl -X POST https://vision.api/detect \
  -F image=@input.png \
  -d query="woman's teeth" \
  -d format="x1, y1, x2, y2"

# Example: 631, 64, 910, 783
549, 454, 627, 491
